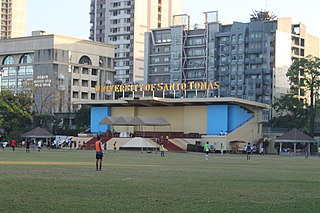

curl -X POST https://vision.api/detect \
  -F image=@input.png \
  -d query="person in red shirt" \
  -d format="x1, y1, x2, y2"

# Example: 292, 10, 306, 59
95, 136, 103, 171
11, 139, 17, 151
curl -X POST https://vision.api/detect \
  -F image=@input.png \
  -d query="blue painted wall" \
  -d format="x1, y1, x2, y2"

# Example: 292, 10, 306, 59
207, 105, 253, 135
228, 105, 253, 131
91, 106, 111, 134
207, 105, 228, 135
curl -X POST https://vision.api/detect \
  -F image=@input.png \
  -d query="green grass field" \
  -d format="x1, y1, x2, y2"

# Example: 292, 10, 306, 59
0, 148, 319, 213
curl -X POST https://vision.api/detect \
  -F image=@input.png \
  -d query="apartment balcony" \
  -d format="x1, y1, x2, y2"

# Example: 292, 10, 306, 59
247, 48, 262, 54
245, 68, 263, 75
249, 58, 263, 64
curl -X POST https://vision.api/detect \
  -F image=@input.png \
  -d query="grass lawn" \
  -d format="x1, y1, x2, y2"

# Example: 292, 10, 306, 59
0, 148, 319, 213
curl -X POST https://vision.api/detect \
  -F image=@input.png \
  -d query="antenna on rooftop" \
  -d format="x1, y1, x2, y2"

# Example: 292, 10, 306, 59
265, 0, 269, 10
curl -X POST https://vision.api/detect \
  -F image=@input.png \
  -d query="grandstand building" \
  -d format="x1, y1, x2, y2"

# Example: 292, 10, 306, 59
74, 94, 269, 152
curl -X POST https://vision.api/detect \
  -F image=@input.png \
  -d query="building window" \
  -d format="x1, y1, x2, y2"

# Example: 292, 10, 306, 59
124, 18, 130, 23
238, 34, 243, 41
2, 55, 15, 65
73, 91, 79, 98
79, 56, 92, 65
164, 57, 170, 62
220, 37, 228, 42
81, 92, 88, 99
92, 69, 97, 75
231, 35, 236, 42
82, 68, 89, 75
91, 93, 96, 100
111, 19, 118, 24
152, 58, 160, 63
18, 54, 33, 76
2, 55, 16, 77
82, 80, 89, 87
73, 79, 79, 86
154, 30, 171, 44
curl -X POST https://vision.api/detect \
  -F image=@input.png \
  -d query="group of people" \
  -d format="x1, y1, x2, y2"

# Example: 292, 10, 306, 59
219, 130, 228, 136
203, 142, 262, 160
1, 139, 17, 151
203, 142, 225, 159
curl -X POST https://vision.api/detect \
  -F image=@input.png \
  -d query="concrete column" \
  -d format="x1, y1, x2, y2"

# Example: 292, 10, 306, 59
294, 143, 296, 155
280, 142, 283, 154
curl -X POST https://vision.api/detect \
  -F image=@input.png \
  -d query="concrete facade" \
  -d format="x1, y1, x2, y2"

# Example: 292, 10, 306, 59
89, 0, 183, 83
0, 31, 115, 127
0, 0, 25, 38
144, 11, 319, 117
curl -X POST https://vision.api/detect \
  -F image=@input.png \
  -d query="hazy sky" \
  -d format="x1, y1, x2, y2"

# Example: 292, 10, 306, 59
26, 0, 320, 39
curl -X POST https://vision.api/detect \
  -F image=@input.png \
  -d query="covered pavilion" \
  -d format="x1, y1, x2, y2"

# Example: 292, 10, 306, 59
21, 127, 55, 145
275, 129, 315, 155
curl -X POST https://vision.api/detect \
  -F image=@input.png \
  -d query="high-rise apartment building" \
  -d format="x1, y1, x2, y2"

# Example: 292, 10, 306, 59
144, 11, 319, 112
89, 0, 183, 83
0, 0, 26, 39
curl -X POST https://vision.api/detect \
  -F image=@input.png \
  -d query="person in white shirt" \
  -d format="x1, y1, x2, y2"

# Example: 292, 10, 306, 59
2, 141, 7, 151
37, 140, 42, 152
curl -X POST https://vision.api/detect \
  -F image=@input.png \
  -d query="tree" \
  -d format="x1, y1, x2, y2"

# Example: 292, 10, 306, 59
287, 55, 320, 137
23, 80, 65, 128
271, 94, 308, 129
0, 91, 33, 139
74, 106, 91, 128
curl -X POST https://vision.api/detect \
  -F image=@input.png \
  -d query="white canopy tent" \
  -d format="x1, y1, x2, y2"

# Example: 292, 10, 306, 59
121, 137, 159, 152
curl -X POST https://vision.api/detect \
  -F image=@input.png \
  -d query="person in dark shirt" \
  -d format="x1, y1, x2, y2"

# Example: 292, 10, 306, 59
246, 143, 252, 160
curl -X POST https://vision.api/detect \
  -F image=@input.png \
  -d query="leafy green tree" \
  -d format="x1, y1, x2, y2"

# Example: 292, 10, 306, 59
271, 94, 308, 129
287, 55, 320, 137
0, 91, 33, 139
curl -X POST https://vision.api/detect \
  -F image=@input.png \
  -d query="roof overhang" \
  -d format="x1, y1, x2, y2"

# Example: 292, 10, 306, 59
275, 139, 315, 143
73, 97, 270, 109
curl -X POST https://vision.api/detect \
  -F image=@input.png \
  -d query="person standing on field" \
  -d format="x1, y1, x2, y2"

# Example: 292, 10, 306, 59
11, 139, 17, 151
2, 141, 7, 151
220, 143, 224, 155
37, 140, 42, 152
26, 140, 30, 153
95, 136, 103, 171
246, 143, 252, 160
160, 143, 165, 157
204, 142, 210, 160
